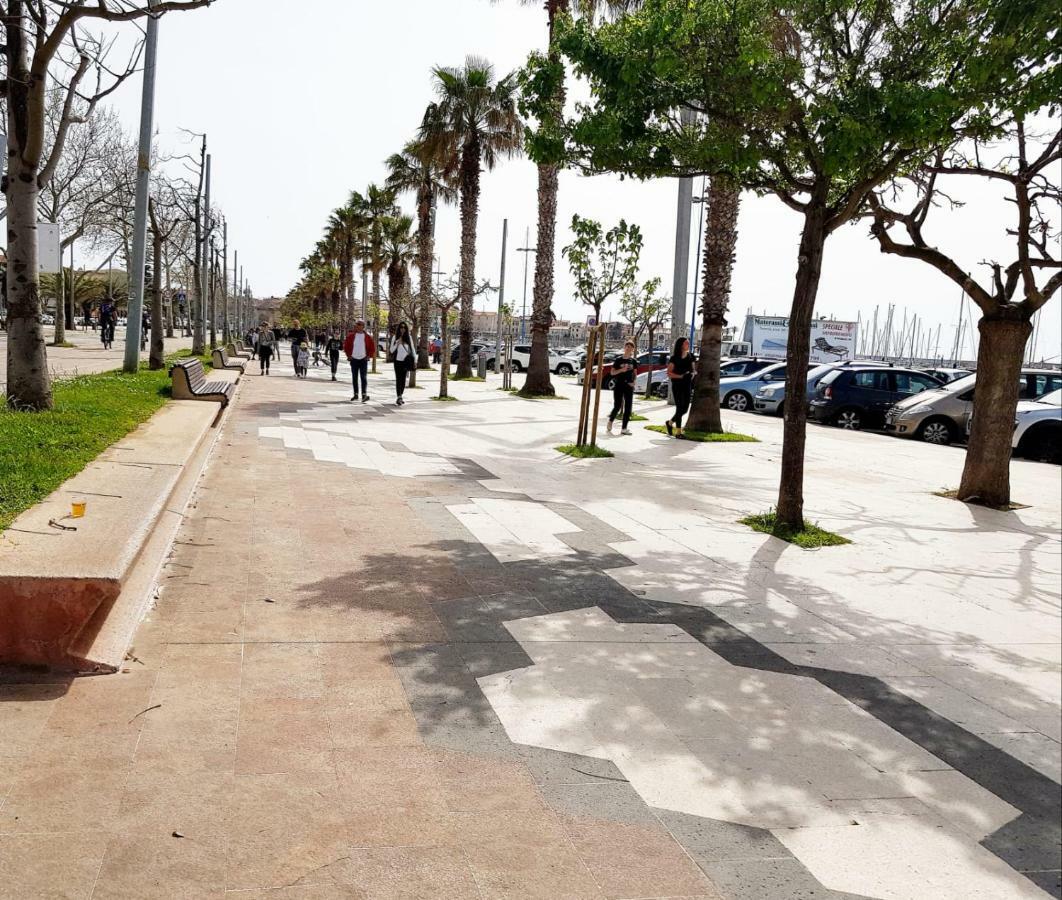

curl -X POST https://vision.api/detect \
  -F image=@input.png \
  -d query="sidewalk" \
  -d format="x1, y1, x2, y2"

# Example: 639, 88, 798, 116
1, 356, 1058, 899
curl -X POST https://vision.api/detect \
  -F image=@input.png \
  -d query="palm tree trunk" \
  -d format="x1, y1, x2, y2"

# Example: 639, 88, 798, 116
371, 267, 381, 373
523, 0, 564, 398
687, 178, 741, 433
456, 137, 481, 379
417, 188, 434, 370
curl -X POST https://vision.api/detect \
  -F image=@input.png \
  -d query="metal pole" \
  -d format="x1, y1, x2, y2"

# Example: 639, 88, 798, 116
689, 178, 707, 348
123, 1, 159, 373
202, 153, 212, 347
361, 267, 369, 322
495, 219, 508, 374
222, 220, 229, 344
670, 109, 696, 345
520, 227, 530, 341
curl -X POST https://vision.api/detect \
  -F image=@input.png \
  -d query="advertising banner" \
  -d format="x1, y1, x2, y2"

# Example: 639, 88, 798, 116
744, 316, 858, 364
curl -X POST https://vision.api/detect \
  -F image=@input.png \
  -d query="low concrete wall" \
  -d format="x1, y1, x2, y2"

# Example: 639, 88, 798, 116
0, 372, 238, 670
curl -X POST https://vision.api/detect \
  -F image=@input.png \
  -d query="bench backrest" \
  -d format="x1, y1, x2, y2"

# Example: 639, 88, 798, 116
172, 358, 207, 391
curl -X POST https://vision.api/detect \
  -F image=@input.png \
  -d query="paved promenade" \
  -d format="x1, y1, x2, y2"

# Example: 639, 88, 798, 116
0, 327, 193, 392
1, 356, 1059, 899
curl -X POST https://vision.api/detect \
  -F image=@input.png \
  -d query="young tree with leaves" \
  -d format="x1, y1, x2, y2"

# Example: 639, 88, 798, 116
544, 0, 1044, 530
562, 215, 642, 326
621, 276, 670, 395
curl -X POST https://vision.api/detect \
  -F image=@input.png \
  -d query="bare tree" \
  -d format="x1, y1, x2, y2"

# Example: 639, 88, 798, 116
2, 0, 212, 409
869, 121, 1061, 506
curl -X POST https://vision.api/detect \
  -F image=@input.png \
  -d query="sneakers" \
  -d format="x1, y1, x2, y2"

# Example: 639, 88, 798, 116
396, 397, 404, 406
351, 394, 360, 402
665, 420, 674, 436
331, 375, 337, 382
607, 420, 614, 434
361, 395, 370, 403
620, 428, 633, 435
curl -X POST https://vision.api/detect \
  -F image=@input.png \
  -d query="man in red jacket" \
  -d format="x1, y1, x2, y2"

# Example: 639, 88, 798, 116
343, 320, 376, 402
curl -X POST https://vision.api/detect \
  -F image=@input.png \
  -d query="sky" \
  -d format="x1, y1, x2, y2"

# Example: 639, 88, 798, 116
101, 0, 1059, 362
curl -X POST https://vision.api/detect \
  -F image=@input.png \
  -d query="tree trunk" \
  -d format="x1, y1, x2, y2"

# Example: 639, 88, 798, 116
417, 188, 433, 370
4, 8, 53, 410
523, 0, 563, 397
149, 228, 165, 370
456, 137, 481, 379
53, 265, 67, 345
687, 178, 741, 433
957, 313, 1031, 506
439, 319, 450, 398
164, 254, 174, 338
371, 269, 381, 373
775, 199, 828, 530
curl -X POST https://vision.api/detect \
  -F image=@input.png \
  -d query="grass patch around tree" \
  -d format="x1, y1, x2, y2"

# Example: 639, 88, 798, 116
431, 395, 459, 402
0, 363, 178, 532
932, 488, 1028, 511
645, 424, 758, 442
740, 510, 851, 549
497, 387, 519, 393
450, 375, 485, 383
628, 413, 648, 422
556, 443, 614, 459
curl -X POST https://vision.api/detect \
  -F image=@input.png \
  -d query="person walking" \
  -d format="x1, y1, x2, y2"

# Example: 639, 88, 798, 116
99, 297, 116, 350
664, 337, 696, 438
343, 319, 376, 402
390, 322, 415, 406
607, 340, 638, 435
256, 323, 275, 375
287, 318, 308, 374
325, 331, 343, 381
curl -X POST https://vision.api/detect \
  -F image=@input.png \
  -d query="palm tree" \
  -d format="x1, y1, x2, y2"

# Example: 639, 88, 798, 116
427, 56, 522, 379
381, 214, 417, 362
517, 0, 637, 397
385, 123, 457, 370
325, 203, 366, 330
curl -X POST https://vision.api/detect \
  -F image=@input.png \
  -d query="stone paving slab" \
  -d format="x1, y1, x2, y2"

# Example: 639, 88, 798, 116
0, 358, 1058, 899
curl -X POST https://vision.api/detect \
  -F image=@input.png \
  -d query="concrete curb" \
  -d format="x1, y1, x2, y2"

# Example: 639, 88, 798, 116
0, 368, 241, 672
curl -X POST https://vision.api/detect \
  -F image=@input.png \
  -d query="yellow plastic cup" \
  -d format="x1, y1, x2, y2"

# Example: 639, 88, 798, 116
71, 501, 86, 518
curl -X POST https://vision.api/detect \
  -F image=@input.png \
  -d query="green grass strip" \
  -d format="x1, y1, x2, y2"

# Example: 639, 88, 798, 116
450, 375, 485, 382
431, 395, 459, 402
556, 443, 614, 459
628, 413, 648, 422
740, 511, 851, 549
0, 362, 183, 532
645, 425, 758, 442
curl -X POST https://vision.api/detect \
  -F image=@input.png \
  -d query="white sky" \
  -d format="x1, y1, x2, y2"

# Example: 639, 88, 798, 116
103, 0, 1059, 362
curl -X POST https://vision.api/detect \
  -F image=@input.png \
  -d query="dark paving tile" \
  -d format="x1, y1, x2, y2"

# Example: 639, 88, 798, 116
541, 781, 659, 827
701, 857, 870, 900
518, 746, 627, 787
655, 808, 791, 863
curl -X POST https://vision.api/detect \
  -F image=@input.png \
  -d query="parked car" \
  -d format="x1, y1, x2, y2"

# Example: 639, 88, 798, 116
752, 361, 886, 416
450, 342, 487, 365
554, 350, 585, 375
1013, 389, 1061, 464
886, 369, 1062, 445
719, 357, 776, 378
810, 366, 945, 430
636, 357, 783, 400
719, 361, 798, 412
921, 367, 974, 384
40, 313, 55, 325
578, 350, 669, 387
487, 344, 564, 373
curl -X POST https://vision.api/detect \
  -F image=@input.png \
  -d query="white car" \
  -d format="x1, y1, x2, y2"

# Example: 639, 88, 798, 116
486, 343, 563, 374
1013, 389, 1061, 463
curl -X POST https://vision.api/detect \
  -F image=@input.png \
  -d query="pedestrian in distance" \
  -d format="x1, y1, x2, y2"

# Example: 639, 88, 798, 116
607, 340, 637, 435
99, 297, 116, 350
390, 322, 415, 406
288, 318, 308, 374
257, 323, 275, 375
343, 319, 376, 402
325, 331, 343, 381
296, 342, 310, 378
664, 336, 696, 438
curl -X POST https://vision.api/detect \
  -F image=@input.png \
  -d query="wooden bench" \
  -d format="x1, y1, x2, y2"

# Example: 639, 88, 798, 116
230, 341, 253, 360
212, 346, 247, 372
170, 358, 236, 406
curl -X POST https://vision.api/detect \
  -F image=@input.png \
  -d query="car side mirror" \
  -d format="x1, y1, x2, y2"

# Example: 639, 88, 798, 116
761, 374, 773, 382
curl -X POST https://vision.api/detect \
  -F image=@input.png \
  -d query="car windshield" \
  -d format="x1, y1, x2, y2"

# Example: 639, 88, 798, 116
936, 372, 977, 393
1035, 389, 1062, 406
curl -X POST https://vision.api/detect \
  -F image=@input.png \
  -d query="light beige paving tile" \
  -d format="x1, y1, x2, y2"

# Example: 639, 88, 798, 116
91, 831, 228, 899
0, 831, 109, 900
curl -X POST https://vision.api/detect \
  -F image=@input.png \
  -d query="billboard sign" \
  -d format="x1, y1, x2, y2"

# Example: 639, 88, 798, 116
744, 315, 858, 364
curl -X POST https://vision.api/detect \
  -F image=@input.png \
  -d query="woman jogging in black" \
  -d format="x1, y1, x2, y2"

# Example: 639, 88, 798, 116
665, 336, 696, 438
389, 322, 415, 406
607, 340, 637, 435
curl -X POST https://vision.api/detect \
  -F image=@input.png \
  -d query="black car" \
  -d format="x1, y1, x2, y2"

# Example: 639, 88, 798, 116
809, 366, 944, 430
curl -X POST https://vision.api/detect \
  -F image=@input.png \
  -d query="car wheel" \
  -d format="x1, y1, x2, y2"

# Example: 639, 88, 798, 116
834, 408, 862, 430
510, 361, 522, 373
725, 391, 752, 412
557, 363, 573, 376
653, 383, 668, 399
918, 418, 954, 445
486, 359, 496, 372
775, 403, 784, 418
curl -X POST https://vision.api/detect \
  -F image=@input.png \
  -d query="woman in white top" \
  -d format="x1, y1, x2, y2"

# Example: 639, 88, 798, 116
389, 322, 416, 405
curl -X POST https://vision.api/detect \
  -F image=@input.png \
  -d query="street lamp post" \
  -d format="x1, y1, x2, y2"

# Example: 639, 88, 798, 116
122, 0, 160, 373
515, 229, 537, 343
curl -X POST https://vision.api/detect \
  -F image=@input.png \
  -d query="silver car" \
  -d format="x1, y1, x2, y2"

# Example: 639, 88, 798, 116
719, 362, 791, 412
755, 361, 892, 416
886, 368, 1062, 445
